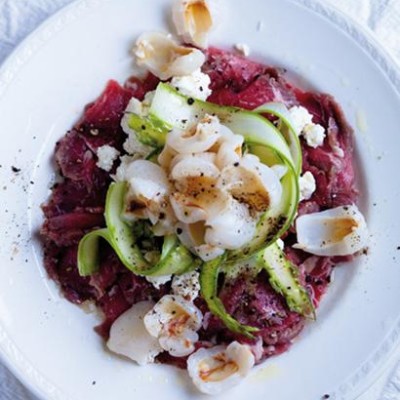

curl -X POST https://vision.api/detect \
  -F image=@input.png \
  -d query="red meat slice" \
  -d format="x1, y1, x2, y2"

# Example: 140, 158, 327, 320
77, 80, 133, 134
55, 80, 134, 189
124, 73, 160, 100
298, 92, 358, 210
95, 285, 131, 338
218, 271, 305, 361
203, 47, 297, 109
42, 179, 106, 218
94, 270, 160, 339
44, 244, 96, 304
41, 211, 104, 247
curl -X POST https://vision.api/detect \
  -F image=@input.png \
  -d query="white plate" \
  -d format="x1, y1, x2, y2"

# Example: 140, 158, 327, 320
1, 0, 400, 399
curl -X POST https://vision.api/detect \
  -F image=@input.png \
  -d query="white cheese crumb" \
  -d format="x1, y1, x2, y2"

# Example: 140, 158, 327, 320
145, 275, 172, 289
289, 106, 326, 148
170, 69, 212, 101
332, 144, 345, 158
234, 43, 250, 57
122, 132, 152, 156
276, 238, 285, 250
112, 155, 137, 182
289, 106, 314, 135
96, 145, 120, 172
302, 123, 326, 148
142, 90, 156, 112
125, 97, 143, 115
171, 270, 200, 301
299, 171, 316, 201
121, 97, 153, 157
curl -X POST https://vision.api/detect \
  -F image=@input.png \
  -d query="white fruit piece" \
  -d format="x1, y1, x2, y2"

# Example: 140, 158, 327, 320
123, 160, 172, 225
157, 144, 179, 172
172, 0, 214, 48
107, 301, 162, 365
294, 204, 369, 256
175, 221, 207, 250
215, 127, 244, 170
144, 295, 203, 357
194, 243, 225, 262
134, 32, 205, 80
167, 114, 221, 154
204, 197, 257, 250
217, 153, 283, 212
187, 341, 255, 395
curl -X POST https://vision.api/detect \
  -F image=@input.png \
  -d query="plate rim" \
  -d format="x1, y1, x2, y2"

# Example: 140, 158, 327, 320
0, 0, 399, 399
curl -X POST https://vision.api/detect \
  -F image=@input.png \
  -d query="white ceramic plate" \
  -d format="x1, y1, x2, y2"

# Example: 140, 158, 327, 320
1, 0, 400, 399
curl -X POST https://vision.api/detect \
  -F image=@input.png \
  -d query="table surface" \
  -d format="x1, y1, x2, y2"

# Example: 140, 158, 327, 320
0, 0, 399, 399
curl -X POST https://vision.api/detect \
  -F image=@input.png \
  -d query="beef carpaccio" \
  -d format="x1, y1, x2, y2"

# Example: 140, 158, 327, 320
41, 48, 358, 367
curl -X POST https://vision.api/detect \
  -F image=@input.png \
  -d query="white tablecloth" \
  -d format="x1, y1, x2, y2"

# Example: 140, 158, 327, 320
1, 0, 400, 399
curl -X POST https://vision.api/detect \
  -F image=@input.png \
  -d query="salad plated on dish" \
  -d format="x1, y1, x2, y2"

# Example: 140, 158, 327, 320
40, 0, 368, 394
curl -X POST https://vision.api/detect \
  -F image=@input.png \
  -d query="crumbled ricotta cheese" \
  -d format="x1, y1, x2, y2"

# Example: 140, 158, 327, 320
276, 238, 285, 250
289, 106, 313, 135
302, 123, 326, 148
289, 106, 326, 148
234, 43, 250, 57
113, 155, 136, 182
170, 69, 212, 101
171, 270, 200, 301
96, 145, 120, 172
145, 275, 172, 289
122, 131, 152, 156
121, 97, 153, 157
125, 97, 143, 115
331, 144, 344, 158
142, 90, 156, 110
299, 171, 316, 201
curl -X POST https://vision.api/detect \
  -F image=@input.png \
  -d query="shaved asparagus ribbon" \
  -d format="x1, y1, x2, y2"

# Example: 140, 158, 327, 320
78, 182, 195, 277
